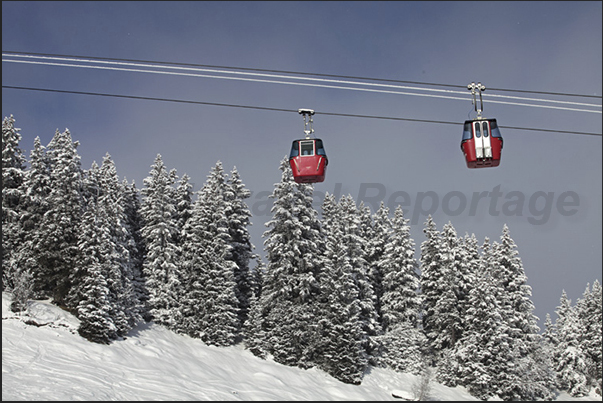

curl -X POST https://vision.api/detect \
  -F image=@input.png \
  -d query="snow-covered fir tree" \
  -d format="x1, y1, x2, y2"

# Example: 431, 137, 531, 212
71, 195, 118, 344
576, 280, 603, 392
65, 155, 142, 340
178, 161, 240, 346
121, 179, 149, 321
437, 236, 511, 399
243, 257, 266, 357
139, 154, 181, 328
173, 173, 193, 246
254, 158, 323, 368
15, 136, 52, 298
224, 166, 255, 328
490, 224, 548, 400
2, 115, 27, 291
338, 195, 381, 360
492, 225, 540, 339
378, 320, 427, 376
6, 119, 34, 313
457, 232, 480, 323
34, 129, 85, 307
542, 312, 557, 349
9, 266, 34, 314
378, 205, 420, 332
376, 205, 425, 376
540, 311, 561, 398
549, 281, 602, 397
420, 218, 466, 358
553, 290, 590, 396
419, 215, 442, 360
364, 202, 390, 324
436, 222, 466, 350
313, 193, 368, 384
97, 154, 141, 334
82, 160, 102, 203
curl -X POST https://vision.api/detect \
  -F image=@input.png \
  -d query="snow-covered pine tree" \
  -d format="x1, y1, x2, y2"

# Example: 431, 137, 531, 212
224, 166, 255, 328
437, 235, 512, 399
65, 155, 141, 340
178, 183, 205, 337
377, 205, 424, 376
9, 266, 34, 314
541, 312, 559, 392
139, 154, 181, 328
2, 115, 27, 291
576, 280, 602, 393
338, 195, 381, 360
256, 157, 323, 368
72, 193, 117, 343
553, 290, 590, 396
243, 257, 266, 356
515, 334, 556, 401
379, 205, 420, 332
422, 221, 465, 358
97, 154, 141, 335
419, 215, 442, 359
2, 115, 31, 291
179, 161, 240, 346
364, 201, 390, 325
491, 224, 546, 400
36, 129, 85, 307
82, 161, 102, 203
314, 193, 368, 384
493, 225, 540, 339
542, 313, 557, 349
121, 179, 149, 321
64, 160, 103, 310
378, 320, 427, 376
76, 260, 116, 345
16, 137, 52, 297
458, 233, 480, 322
174, 173, 193, 246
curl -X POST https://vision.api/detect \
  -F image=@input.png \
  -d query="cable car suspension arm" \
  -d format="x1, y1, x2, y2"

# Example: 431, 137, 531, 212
298, 108, 315, 138
468, 82, 486, 119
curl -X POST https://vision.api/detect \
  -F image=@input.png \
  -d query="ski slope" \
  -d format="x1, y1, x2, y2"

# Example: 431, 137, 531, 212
2, 293, 598, 401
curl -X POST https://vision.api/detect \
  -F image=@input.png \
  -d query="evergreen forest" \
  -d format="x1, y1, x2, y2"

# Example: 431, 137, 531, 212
3, 115, 601, 400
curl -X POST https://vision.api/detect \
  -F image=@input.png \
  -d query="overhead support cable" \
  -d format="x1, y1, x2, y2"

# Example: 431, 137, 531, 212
3, 85, 601, 137
3, 56, 601, 114
3, 50, 602, 99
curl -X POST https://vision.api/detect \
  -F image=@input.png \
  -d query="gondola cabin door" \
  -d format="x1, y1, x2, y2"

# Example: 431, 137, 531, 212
461, 118, 503, 168
289, 138, 328, 183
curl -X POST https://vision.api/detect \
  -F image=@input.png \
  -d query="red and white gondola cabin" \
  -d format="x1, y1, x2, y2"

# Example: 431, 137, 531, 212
289, 138, 328, 183
461, 118, 503, 168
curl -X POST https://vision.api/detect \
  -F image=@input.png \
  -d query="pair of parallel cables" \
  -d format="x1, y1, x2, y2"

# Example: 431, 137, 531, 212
2, 52, 601, 136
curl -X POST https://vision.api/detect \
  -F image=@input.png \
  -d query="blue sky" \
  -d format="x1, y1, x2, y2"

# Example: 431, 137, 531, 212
2, 1, 601, 327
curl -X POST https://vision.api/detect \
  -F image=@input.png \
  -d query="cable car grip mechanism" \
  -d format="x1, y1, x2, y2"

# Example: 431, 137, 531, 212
298, 108, 315, 139
468, 82, 486, 120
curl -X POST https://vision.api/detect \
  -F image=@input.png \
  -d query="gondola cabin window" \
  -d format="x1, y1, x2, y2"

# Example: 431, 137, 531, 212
301, 140, 314, 156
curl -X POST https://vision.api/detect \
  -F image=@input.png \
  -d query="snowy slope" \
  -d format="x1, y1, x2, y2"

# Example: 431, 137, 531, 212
2, 293, 598, 401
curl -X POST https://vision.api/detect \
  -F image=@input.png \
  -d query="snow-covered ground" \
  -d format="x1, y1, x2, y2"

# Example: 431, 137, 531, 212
2, 293, 599, 401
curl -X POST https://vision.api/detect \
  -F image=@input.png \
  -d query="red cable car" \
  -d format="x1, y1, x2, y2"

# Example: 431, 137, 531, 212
289, 138, 328, 183
461, 118, 503, 168
461, 82, 503, 168
289, 109, 328, 183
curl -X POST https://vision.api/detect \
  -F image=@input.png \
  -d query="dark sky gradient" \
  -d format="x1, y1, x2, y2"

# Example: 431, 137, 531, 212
3, 1, 601, 327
